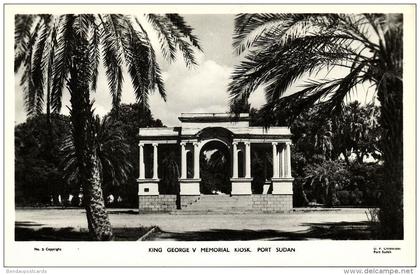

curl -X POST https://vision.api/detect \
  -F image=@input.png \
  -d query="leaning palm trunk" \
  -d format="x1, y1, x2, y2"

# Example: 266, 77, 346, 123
378, 79, 403, 239
68, 36, 113, 241
81, 149, 113, 241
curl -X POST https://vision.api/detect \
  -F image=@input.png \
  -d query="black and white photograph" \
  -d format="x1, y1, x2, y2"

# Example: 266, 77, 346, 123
3, 3, 416, 269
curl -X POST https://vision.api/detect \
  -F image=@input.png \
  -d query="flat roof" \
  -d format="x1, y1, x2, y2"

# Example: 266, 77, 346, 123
179, 113, 249, 122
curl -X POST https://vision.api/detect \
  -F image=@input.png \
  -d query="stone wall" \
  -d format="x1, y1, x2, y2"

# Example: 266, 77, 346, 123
139, 195, 177, 213
139, 195, 201, 213
139, 194, 292, 213
251, 194, 293, 212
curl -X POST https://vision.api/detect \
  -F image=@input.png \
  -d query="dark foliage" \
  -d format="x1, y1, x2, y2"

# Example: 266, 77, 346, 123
250, 104, 384, 208
200, 141, 231, 194
230, 13, 402, 239
15, 114, 72, 205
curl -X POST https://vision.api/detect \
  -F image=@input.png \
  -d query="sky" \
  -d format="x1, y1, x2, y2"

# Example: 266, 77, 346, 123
14, 14, 376, 126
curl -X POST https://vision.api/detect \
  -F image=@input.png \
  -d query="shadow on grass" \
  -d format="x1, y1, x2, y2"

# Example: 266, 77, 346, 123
15, 221, 380, 241
107, 209, 139, 215
15, 221, 45, 227
15, 223, 152, 241
152, 221, 378, 241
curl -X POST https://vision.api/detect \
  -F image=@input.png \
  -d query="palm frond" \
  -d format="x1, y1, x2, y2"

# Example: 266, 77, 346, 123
233, 13, 314, 54
100, 14, 125, 110
45, 20, 58, 118
73, 14, 93, 39
165, 13, 202, 51
229, 13, 385, 121
31, 15, 53, 115
229, 34, 355, 108
122, 22, 153, 109
147, 14, 198, 67
89, 22, 101, 91
15, 14, 35, 49
258, 63, 366, 128
14, 14, 35, 71
147, 13, 177, 61
317, 62, 366, 115
51, 14, 76, 113
17, 13, 199, 120
20, 18, 42, 116
135, 18, 166, 101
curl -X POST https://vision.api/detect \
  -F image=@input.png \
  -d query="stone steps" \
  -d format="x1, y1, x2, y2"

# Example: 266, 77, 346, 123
173, 195, 254, 214
171, 210, 261, 215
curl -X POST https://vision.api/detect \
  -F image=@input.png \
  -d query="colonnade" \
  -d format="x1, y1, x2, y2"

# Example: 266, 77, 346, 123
137, 140, 293, 195
271, 141, 292, 179
180, 142, 200, 180
138, 142, 159, 180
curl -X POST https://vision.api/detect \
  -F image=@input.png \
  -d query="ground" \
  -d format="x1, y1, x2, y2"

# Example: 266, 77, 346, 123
15, 207, 377, 241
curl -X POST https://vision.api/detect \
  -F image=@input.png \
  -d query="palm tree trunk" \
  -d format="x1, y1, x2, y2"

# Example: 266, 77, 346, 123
377, 79, 403, 239
68, 36, 113, 241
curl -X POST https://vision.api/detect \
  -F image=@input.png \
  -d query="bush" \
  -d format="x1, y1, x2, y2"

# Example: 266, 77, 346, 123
293, 161, 383, 207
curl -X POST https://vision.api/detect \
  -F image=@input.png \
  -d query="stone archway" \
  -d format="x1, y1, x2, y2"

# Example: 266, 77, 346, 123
199, 139, 231, 194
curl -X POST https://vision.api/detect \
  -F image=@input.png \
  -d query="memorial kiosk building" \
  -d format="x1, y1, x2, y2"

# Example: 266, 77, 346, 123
138, 113, 294, 213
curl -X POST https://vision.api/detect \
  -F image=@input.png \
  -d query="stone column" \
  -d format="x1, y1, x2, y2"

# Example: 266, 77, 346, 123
193, 142, 200, 179
138, 142, 145, 179
180, 142, 187, 179
285, 142, 292, 178
138, 142, 159, 196
179, 141, 200, 196
152, 143, 158, 179
231, 141, 252, 195
279, 143, 285, 178
271, 141, 293, 199
232, 141, 238, 178
272, 142, 279, 178
245, 141, 251, 178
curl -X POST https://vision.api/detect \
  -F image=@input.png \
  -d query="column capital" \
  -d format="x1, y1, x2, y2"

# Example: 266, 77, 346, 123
180, 141, 187, 146
193, 141, 200, 146
272, 141, 278, 146
244, 141, 251, 146
232, 141, 238, 146
285, 141, 292, 146
152, 142, 158, 147
138, 142, 144, 147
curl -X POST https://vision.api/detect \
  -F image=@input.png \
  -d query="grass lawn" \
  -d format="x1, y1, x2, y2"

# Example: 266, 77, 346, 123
15, 207, 378, 241
15, 225, 153, 241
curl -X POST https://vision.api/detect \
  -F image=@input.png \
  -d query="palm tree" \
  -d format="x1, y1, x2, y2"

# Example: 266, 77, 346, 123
15, 14, 201, 240
229, 14, 402, 239
61, 115, 132, 199
160, 151, 180, 195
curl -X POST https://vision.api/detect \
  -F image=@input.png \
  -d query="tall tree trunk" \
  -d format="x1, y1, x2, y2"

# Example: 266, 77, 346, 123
377, 78, 403, 239
68, 34, 113, 241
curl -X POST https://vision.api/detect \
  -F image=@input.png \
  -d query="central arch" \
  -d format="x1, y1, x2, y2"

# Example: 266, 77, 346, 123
199, 139, 231, 194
